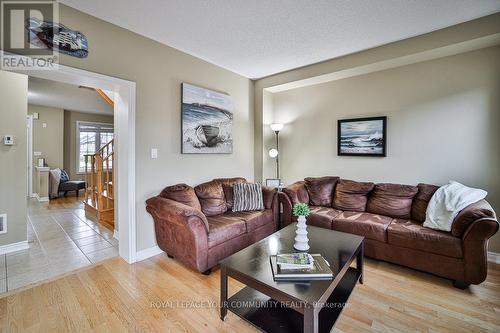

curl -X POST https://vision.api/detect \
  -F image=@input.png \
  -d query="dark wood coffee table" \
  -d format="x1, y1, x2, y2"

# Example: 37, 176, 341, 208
220, 224, 364, 333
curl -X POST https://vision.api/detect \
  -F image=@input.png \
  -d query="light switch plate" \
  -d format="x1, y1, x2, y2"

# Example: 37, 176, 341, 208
42, 123, 47, 128
151, 148, 158, 159
3, 135, 13, 145
0, 214, 6, 234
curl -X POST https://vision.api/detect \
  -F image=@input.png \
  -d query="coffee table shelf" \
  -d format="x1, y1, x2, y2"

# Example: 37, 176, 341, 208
220, 225, 364, 333
227, 267, 361, 333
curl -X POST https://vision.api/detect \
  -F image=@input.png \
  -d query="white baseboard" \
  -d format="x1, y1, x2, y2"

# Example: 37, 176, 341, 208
488, 251, 500, 264
35, 193, 49, 202
113, 229, 119, 240
0, 240, 29, 255
136, 245, 163, 262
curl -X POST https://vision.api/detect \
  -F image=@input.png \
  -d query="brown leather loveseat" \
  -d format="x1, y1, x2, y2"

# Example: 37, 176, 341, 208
280, 177, 498, 288
146, 177, 278, 274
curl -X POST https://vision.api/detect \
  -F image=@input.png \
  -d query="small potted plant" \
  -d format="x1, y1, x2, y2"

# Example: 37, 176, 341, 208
292, 203, 310, 251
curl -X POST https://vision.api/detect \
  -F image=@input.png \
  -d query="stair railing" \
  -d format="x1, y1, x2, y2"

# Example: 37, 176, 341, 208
84, 139, 114, 211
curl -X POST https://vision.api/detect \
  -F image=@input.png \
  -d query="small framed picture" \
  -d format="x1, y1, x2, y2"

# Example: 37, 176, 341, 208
338, 116, 387, 157
265, 178, 281, 188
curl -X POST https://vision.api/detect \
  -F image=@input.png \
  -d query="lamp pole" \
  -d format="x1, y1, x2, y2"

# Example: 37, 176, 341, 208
270, 123, 284, 181
275, 130, 280, 179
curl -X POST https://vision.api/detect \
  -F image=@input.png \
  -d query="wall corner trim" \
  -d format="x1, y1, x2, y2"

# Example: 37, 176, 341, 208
0, 240, 29, 255
136, 245, 163, 262
487, 251, 500, 264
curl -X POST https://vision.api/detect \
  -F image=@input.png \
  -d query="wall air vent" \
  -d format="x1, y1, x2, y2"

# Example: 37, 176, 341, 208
0, 214, 7, 234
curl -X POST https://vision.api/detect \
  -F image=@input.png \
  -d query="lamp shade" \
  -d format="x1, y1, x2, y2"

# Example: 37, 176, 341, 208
270, 123, 284, 132
268, 148, 279, 158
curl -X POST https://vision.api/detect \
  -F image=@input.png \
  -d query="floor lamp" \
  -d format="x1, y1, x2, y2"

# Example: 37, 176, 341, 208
269, 123, 284, 179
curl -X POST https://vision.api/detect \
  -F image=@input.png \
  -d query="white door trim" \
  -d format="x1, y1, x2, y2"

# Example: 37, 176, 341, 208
26, 114, 34, 197
2, 51, 137, 263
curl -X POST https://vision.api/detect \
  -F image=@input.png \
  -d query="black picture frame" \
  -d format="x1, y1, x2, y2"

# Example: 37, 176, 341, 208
337, 116, 387, 157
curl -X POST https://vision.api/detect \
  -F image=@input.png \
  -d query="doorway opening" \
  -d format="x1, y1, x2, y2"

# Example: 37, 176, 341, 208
2, 56, 136, 292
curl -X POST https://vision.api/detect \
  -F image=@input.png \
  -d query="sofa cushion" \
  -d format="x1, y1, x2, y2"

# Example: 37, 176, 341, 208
216, 177, 246, 211
225, 209, 274, 232
332, 180, 374, 212
388, 219, 463, 258
304, 176, 339, 207
262, 186, 277, 209
307, 206, 342, 229
411, 183, 439, 222
366, 183, 418, 219
160, 183, 201, 211
233, 183, 264, 212
194, 181, 227, 216
60, 169, 69, 183
221, 184, 234, 210
207, 215, 246, 248
332, 211, 392, 242
451, 199, 496, 237
59, 180, 85, 191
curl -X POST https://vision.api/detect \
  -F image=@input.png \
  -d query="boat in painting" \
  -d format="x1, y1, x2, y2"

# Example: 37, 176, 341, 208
195, 125, 220, 147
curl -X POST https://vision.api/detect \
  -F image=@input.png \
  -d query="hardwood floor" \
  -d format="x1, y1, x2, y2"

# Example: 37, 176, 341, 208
0, 253, 498, 332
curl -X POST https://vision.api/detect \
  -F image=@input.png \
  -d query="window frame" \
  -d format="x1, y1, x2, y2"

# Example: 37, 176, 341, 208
76, 121, 114, 174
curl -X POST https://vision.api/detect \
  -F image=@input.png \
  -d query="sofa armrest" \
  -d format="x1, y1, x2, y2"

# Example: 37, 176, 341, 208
451, 199, 496, 237
146, 196, 210, 272
282, 181, 309, 205
262, 186, 277, 209
462, 216, 499, 284
279, 181, 309, 227
262, 186, 279, 230
278, 192, 294, 227
146, 196, 209, 231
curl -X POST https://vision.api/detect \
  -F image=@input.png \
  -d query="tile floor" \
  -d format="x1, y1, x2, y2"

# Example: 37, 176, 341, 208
0, 196, 118, 293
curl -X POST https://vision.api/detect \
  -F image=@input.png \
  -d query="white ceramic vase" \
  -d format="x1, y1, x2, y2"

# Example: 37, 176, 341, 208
294, 215, 310, 251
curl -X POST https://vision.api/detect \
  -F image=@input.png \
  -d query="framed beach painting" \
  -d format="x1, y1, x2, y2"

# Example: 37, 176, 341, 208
181, 83, 233, 154
338, 116, 387, 156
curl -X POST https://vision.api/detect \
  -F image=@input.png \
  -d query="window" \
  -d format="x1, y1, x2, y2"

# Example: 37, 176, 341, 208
77, 121, 114, 173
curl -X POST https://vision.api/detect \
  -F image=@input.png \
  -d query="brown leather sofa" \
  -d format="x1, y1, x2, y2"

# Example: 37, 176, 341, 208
146, 177, 279, 274
280, 177, 498, 288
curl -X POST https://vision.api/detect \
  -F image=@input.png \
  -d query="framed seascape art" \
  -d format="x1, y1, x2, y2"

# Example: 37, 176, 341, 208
338, 116, 387, 156
181, 83, 234, 154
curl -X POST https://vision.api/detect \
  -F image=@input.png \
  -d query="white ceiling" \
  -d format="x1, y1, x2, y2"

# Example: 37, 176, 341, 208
28, 77, 113, 115
60, 0, 500, 79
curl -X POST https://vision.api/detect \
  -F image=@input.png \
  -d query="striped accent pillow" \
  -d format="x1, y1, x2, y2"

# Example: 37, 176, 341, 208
233, 183, 264, 212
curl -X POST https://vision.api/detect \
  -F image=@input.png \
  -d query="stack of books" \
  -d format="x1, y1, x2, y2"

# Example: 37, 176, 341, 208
270, 253, 334, 281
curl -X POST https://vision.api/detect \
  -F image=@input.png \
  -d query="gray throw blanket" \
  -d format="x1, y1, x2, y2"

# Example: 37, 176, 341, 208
49, 168, 61, 199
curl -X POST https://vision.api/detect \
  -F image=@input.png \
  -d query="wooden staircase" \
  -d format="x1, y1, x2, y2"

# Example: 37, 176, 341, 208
84, 139, 114, 230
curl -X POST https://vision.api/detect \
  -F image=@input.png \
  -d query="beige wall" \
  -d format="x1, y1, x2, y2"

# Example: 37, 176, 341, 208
254, 13, 500, 182
63, 110, 114, 181
28, 105, 64, 190
265, 46, 500, 252
55, 5, 254, 251
0, 71, 28, 246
